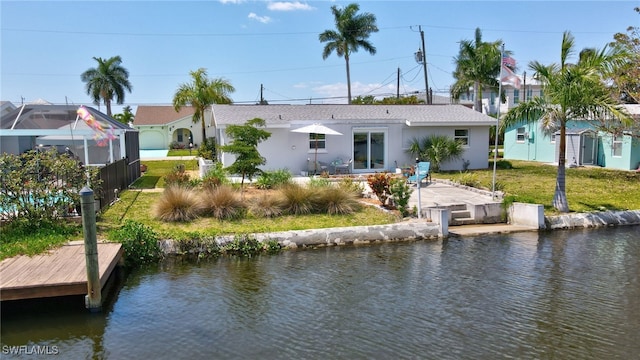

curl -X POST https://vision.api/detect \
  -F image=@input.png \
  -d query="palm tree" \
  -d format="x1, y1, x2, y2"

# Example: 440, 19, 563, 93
503, 31, 629, 213
450, 28, 504, 112
319, 3, 378, 104
112, 105, 135, 125
406, 134, 464, 172
173, 68, 235, 144
81, 56, 132, 117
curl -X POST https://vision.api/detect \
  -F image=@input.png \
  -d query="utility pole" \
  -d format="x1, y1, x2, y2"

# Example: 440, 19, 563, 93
415, 26, 431, 104
397, 68, 400, 99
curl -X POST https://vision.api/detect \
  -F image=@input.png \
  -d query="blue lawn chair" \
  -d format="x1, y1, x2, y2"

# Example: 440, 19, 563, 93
406, 161, 431, 184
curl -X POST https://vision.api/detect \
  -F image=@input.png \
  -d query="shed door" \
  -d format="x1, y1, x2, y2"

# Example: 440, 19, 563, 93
581, 132, 596, 165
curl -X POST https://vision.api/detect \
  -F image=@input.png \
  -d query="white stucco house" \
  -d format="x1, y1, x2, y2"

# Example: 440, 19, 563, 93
135, 104, 497, 174
134, 106, 198, 150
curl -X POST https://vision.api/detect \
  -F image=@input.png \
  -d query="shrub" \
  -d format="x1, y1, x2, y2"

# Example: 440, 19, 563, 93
336, 177, 365, 197
308, 176, 331, 188
164, 164, 190, 187
198, 137, 217, 160
279, 183, 317, 215
153, 186, 202, 222
249, 193, 285, 218
255, 169, 292, 189
316, 186, 362, 215
0, 148, 101, 225
367, 172, 392, 206
202, 162, 230, 191
169, 141, 186, 149
200, 185, 246, 220
222, 234, 263, 257
457, 172, 481, 188
389, 178, 413, 217
108, 220, 162, 267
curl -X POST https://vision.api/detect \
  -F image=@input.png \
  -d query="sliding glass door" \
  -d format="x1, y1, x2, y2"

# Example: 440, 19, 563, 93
353, 129, 386, 171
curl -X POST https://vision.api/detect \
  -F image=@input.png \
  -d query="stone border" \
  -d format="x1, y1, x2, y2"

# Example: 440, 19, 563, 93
545, 209, 640, 229
159, 220, 443, 255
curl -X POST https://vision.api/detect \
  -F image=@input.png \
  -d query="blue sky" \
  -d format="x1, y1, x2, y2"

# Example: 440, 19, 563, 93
1, 0, 637, 114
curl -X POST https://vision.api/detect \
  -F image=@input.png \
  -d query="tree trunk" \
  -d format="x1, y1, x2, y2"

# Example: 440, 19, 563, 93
474, 81, 482, 112
106, 99, 112, 117
553, 123, 569, 212
345, 53, 352, 104
201, 112, 207, 145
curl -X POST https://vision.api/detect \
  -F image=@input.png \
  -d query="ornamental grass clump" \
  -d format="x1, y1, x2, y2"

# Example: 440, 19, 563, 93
316, 186, 362, 215
249, 193, 285, 218
200, 185, 246, 220
279, 183, 318, 215
153, 186, 202, 222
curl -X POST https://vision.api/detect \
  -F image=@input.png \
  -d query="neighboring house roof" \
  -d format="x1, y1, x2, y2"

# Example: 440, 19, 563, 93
134, 106, 195, 126
0, 101, 17, 117
211, 104, 496, 128
1, 104, 129, 131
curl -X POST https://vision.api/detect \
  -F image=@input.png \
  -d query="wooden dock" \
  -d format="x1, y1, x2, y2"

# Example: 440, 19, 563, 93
0, 242, 123, 301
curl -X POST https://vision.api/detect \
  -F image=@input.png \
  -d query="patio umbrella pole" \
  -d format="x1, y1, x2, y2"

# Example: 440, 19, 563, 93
314, 135, 318, 175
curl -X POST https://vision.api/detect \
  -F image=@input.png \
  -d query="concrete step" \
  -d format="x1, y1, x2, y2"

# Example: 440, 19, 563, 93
450, 217, 477, 226
450, 210, 471, 219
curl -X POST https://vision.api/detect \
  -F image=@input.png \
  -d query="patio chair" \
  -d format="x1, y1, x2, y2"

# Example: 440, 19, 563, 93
308, 160, 328, 175
406, 161, 431, 185
333, 158, 352, 174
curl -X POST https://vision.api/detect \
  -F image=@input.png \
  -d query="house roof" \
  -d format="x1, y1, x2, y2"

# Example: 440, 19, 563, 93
211, 104, 496, 128
134, 106, 195, 126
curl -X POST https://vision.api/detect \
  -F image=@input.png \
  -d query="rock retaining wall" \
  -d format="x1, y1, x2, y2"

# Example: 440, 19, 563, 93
545, 210, 640, 229
159, 220, 442, 255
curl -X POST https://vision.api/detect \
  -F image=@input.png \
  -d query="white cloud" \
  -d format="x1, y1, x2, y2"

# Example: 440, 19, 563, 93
219, 0, 245, 4
267, 1, 314, 11
248, 12, 272, 24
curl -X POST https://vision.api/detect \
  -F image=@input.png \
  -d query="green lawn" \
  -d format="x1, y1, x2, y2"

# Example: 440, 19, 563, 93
97, 190, 398, 240
167, 149, 195, 157
444, 160, 640, 215
133, 160, 198, 189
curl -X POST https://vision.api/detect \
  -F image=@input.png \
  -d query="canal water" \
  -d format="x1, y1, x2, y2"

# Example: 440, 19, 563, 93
2, 226, 639, 359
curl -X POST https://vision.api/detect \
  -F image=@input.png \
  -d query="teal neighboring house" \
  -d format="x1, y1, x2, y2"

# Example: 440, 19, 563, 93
503, 104, 640, 171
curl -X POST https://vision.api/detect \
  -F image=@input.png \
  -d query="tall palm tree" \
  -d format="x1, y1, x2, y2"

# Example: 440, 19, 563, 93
81, 56, 132, 117
319, 3, 378, 104
503, 31, 629, 213
450, 28, 504, 112
173, 68, 235, 143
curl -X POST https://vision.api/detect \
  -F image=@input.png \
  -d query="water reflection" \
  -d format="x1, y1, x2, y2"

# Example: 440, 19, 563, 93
2, 226, 639, 359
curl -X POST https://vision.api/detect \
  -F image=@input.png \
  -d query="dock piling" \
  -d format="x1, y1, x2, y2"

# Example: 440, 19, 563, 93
80, 186, 102, 312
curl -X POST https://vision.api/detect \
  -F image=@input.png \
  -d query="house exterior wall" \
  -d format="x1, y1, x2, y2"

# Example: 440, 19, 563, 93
599, 133, 638, 170
503, 120, 557, 163
400, 125, 490, 170
136, 116, 212, 150
505, 120, 639, 170
218, 123, 491, 175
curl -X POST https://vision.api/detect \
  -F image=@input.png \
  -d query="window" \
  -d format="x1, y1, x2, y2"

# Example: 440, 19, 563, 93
177, 129, 183, 142
526, 88, 533, 100
513, 89, 520, 104
454, 129, 469, 146
309, 133, 326, 150
490, 92, 496, 105
551, 134, 556, 143
613, 135, 623, 157
516, 127, 526, 142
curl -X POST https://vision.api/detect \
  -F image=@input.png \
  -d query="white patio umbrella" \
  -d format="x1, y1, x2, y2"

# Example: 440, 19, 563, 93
291, 123, 343, 174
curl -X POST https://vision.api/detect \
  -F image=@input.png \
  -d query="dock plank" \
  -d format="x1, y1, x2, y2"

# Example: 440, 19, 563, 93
0, 242, 123, 301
